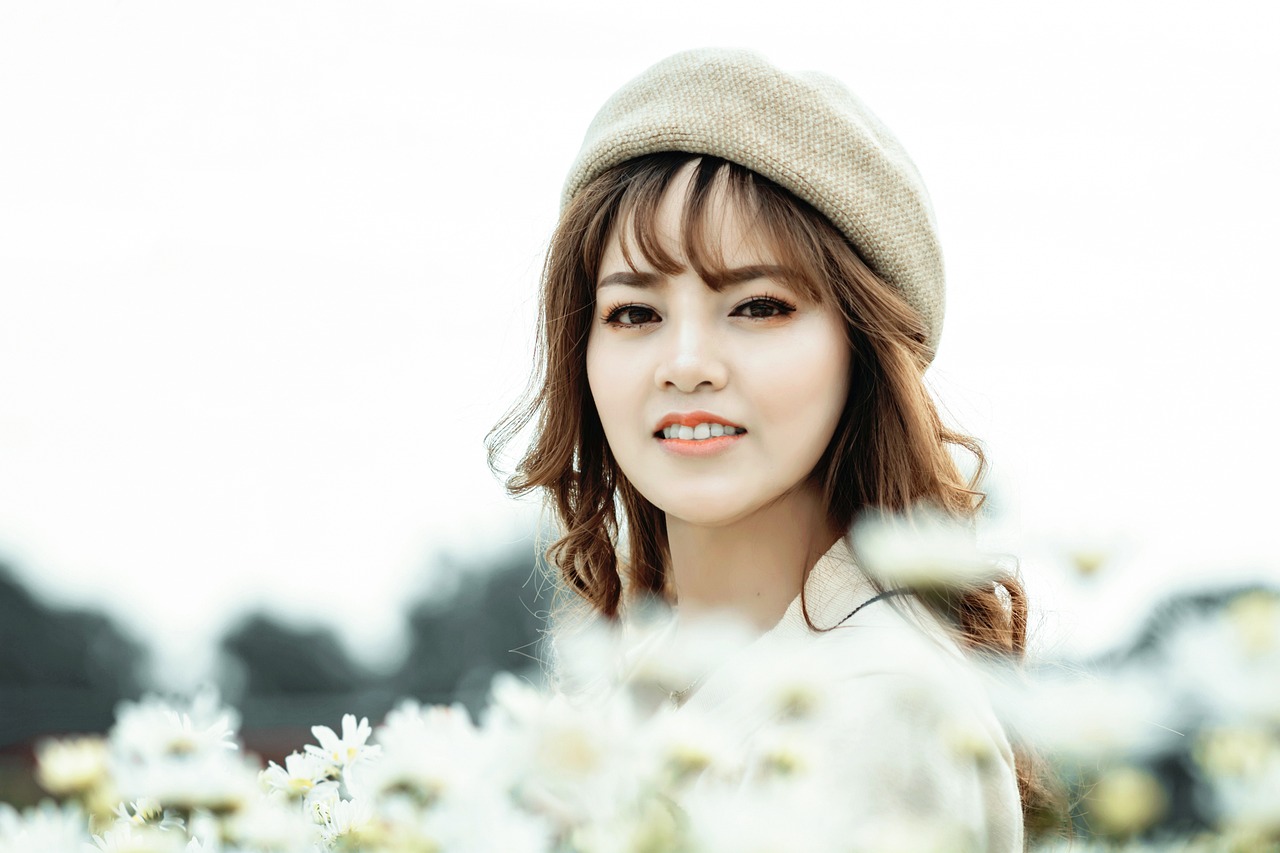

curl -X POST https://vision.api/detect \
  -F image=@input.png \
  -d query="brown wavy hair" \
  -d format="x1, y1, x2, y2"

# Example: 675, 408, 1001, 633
488, 152, 1066, 838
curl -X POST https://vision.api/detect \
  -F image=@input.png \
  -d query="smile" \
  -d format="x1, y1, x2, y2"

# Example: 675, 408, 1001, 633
652, 410, 747, 438
659, 423, 745, 440
652, 411, 748, 457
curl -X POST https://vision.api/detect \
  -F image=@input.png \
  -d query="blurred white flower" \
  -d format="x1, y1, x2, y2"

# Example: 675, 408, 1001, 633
550, 605, 758, 714
1085, 764, 1169, 839
642, 703, 742, 786
34, 735, 109, 797
417, 787, 554, 853
486, 671, 553, 726
1228, 591, 1280, 656
110, 689, 239, 764
1213, 770, 1280, 838
0, 800, 89, 853
364, 700, 484, 807
842, 818, 977, 853
379, 698, 475, 750
622, 608, 756, 709
1163, 600, 1280, 724
751, 639, 842, 725
221, 797, 320, 852
547, 617, 631, 701
995, 668, 1177, 762
744, 725, 823, 782
567, 794, 685, 853
112, 798, 184, 833
683, 779, 847, 853
523, 700, 626, 787
112, 748, 261, 813
182, 839, 219, 853
485, 672, 652, 833
89, 820, 188, 853
1194, 724, 1280, 837
317, 796, 374, 844
851, 505, 999, 590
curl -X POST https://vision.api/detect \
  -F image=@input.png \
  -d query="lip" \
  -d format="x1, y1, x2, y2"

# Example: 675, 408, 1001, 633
653, 410, 746, 433
658, 433, 745, 458
653, 410, 747, 458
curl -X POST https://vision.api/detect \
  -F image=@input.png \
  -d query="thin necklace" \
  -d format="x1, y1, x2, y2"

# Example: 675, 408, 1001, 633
667, 589, 913, 708
834, 588, 913, 627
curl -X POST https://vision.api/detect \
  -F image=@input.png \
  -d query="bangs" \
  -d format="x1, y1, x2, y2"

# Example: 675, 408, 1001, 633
598, 153, 835, 305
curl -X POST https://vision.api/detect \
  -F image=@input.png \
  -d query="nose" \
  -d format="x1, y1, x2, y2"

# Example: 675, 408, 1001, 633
654, 317, 728, 393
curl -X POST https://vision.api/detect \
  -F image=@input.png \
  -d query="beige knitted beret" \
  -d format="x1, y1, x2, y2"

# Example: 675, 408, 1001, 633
562, 48, 946, 360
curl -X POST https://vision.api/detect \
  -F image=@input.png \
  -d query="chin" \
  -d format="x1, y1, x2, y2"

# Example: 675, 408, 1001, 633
649, 495, 758, 528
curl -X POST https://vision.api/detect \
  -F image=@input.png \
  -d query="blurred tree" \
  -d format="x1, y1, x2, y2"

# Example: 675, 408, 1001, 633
0, 564, 146, 745
221, 614, 374, 697
395, 550, 548, 710
213, 547, 549, 739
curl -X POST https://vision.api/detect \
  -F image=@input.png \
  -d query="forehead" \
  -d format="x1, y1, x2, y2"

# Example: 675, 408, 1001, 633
599, 159, 785, 280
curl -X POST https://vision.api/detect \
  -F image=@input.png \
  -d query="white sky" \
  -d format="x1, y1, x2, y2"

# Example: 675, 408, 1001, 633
1, 1, 1277, 686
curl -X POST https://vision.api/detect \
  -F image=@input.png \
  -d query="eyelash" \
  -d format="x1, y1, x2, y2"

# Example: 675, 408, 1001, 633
600, 294, 798, 327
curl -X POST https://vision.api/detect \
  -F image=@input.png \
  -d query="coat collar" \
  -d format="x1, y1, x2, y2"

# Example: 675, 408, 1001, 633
763, 534, 880, 638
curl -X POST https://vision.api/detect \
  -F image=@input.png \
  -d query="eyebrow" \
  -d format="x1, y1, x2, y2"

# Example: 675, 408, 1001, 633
595, 264, 795, 292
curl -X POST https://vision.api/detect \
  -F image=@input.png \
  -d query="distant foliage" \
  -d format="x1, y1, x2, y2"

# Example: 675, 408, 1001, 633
0, 566, 146, 744
3, 526, 1280, 851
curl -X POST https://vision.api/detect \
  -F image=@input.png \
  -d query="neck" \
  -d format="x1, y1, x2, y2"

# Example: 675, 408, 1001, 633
665, 485, 839, 633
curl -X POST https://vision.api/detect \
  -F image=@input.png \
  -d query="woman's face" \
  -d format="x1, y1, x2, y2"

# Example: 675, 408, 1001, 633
585, 164, 852, 528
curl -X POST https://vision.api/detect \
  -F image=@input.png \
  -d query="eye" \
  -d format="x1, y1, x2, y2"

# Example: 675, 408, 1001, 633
731, 296, 796, 319
602, 304, 660, 327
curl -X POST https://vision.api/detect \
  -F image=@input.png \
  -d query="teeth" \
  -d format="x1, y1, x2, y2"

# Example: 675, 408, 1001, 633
661, 423, 743, 440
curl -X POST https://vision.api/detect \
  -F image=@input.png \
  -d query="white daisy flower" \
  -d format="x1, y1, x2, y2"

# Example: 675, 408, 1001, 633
417, 788, 553, 853
112, 748, 260, 813
683, 781, 846, 853
222, 797, 322, 852
317, 797, 375, 844
997, 668, 1175, 762
641, 704, 742, 787
88, 820, 187, 853
304, 713, 382, 773
34, 736, 109, 797
259, 751, 338, 805
365, 700, 485, 807
0, 800, 89, 853
110, 689, 238, 764
851, 505, 1000, 590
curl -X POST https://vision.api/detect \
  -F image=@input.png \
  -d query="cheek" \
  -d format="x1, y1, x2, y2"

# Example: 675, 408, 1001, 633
585, 336, 636, 435
585, 339, 607, 422
747, 329, 851, 436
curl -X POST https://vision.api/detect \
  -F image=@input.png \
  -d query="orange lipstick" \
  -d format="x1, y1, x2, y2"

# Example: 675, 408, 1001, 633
654, 411, 746, 457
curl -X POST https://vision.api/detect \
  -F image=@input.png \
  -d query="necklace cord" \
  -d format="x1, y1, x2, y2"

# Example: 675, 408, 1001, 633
670, 588, 915, 706
834, 588, 914, 628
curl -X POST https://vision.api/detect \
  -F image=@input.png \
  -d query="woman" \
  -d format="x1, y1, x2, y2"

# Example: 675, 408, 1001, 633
490, 49, 1060, 849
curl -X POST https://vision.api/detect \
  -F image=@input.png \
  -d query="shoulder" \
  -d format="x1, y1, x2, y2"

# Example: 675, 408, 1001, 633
797, 602, 1025, 851
808, 595, 1016, 758
813, 595, 975, 683
792, 543, 1008, 735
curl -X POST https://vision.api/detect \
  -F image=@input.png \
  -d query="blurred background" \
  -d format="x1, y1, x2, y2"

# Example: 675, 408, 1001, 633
1, 0, 1277, 835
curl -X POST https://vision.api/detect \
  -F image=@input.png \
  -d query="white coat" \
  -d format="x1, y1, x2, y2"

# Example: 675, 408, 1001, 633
669, 537, 1024, 852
